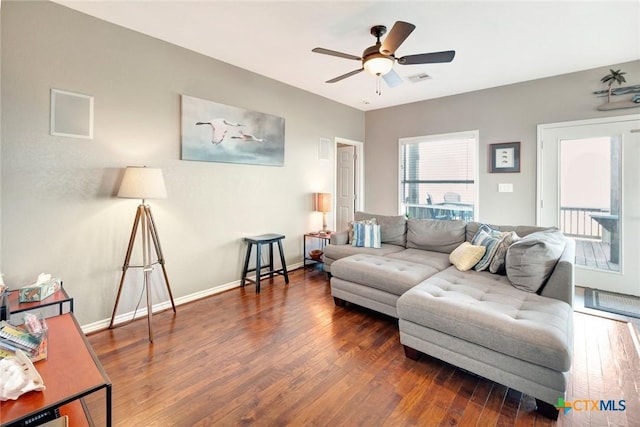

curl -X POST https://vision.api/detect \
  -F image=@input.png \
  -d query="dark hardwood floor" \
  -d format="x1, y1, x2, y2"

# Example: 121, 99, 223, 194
84, 267, 640, 426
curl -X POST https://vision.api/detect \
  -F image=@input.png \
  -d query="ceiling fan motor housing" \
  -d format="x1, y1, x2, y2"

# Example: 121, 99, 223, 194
363, 44, 386, 61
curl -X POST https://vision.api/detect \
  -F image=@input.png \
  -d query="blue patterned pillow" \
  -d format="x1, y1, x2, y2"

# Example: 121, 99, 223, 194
352, 222, 381, 248
471, 225, 504, 271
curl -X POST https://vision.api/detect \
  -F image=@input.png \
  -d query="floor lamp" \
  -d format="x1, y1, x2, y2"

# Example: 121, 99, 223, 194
109, 166, 176, 342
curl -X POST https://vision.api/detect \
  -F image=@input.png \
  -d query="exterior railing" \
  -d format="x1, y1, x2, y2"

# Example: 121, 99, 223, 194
405, 203, 474, 222
560, 206, 608, 239
406, 205, 608, 240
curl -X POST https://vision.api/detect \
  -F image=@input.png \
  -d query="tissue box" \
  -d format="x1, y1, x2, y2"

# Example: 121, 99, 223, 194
19, 278, 61, 302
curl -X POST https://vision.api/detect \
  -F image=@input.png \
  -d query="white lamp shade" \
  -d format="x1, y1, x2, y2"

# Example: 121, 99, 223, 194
118, 166, 167, 200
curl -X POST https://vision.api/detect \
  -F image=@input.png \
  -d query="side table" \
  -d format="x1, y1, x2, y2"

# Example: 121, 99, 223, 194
303, 232, 332, 268
6, 286, 74, 319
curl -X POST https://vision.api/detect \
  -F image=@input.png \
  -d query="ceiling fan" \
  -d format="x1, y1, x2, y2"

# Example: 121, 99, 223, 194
312, 21, 455, 90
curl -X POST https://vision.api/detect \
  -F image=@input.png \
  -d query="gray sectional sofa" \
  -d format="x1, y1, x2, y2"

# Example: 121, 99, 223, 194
324, 212, 575, 419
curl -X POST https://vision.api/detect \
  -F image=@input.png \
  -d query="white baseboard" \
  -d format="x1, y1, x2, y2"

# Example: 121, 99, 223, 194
81, 262, 304, 334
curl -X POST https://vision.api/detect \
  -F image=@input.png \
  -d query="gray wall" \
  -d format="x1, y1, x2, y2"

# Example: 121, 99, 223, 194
365, 59, 640, 225
1, 1, 364, 326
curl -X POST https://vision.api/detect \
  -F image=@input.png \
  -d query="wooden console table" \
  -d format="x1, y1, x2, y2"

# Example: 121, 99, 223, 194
0, 313, 112, 426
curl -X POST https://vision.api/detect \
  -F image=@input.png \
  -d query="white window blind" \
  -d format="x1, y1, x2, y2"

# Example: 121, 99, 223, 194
399, 131, 477, 221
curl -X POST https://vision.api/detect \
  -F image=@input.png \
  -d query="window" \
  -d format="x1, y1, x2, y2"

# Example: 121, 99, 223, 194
399, 131, 478, 221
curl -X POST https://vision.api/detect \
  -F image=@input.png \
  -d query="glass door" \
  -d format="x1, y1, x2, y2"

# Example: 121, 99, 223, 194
559, 136, 621, 271
538, 115, 640, 296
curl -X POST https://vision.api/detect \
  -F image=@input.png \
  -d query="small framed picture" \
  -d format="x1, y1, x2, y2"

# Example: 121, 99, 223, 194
489, 142, 520, 173
50, 88, 94, 139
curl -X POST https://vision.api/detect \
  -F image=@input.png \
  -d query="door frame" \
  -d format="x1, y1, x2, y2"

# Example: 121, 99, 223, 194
334, 137, 364, 231
536, 114, 640, 225
536, 114, 640, 295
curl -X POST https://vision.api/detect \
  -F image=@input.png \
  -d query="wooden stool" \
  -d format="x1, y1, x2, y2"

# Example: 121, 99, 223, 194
241, 234, 289, 294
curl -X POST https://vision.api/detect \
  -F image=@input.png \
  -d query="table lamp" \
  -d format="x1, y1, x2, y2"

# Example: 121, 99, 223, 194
110, 166, 176, 342
314, 192, 332, 233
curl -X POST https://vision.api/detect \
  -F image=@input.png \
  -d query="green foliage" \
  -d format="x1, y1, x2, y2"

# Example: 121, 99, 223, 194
601, 69, 628, 102
601, 69, 627, 87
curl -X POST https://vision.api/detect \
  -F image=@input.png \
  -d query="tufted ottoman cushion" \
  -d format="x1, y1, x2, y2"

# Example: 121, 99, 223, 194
397, 266, 573, 371
331, 254, 442, 296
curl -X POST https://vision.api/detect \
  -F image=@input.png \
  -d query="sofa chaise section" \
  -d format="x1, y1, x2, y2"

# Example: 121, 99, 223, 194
330, 253, 449, 318
397, 260, 574, 417
324, 242, 404, 273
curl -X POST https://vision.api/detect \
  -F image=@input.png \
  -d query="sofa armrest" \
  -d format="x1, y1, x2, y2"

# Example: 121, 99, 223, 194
540, 238, 575, 306
330, 230, 349, 245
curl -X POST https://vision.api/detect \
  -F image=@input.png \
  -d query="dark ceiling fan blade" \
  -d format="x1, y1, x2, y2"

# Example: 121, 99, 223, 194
326, 68, 364, 83
397, 50, 456, 65
382, 68, 403, 88
379, 21, 415, 55
312, 47, 361, 61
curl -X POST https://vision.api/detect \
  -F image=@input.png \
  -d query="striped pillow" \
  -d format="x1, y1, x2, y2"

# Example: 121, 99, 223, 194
471, 225, 504, 271
348, 217, 377, 243
489, 231, 520, 274
351, 222, 381, 248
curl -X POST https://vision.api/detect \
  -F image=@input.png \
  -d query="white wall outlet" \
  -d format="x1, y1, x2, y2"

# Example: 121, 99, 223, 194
498, 183, 513, 193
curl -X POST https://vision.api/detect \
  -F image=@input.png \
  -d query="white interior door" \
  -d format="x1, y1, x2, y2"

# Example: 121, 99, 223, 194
538, 115, 640, 296
336, 145, 356, 233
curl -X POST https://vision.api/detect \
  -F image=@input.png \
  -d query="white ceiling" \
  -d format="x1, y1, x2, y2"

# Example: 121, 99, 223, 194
55, 1, 640, 111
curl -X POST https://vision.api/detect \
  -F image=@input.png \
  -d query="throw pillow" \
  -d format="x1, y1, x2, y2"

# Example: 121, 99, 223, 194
471, 225, 505, 271
489, 231, 520, 274
354, 212, 406, 246
351, 222, 382, 248
506, 229, 566, 293
348, 217, 377, 243
449, 242, 486, 271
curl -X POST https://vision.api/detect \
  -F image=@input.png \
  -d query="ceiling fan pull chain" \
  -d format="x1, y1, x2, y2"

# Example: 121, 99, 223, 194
376, 75, 382, 96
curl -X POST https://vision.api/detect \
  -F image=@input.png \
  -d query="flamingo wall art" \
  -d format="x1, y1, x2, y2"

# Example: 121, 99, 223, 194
181, 95, 285, 166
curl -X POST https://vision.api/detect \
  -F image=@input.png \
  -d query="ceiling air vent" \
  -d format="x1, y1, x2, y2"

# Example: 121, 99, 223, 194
407, 73, 432, 83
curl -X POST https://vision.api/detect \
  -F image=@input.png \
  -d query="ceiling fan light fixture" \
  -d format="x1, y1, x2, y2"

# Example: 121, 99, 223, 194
363, 54, 393, 76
